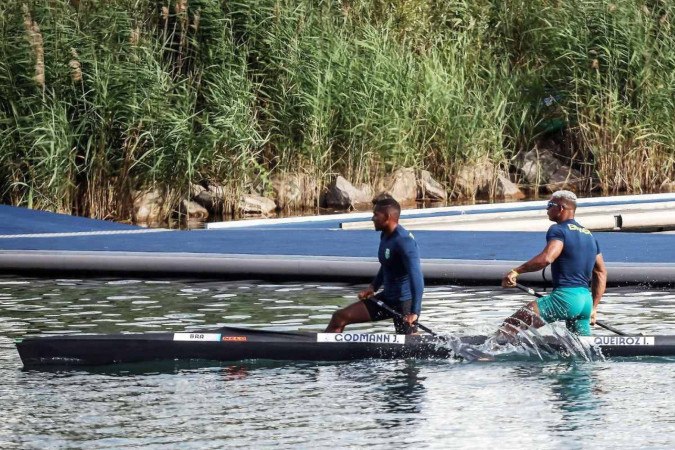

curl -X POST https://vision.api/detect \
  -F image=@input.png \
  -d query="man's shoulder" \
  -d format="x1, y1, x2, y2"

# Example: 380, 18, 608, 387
546, 220, 571, 240
548, 219, 583, 231
390, 226, 420, 253
547, 221, 566, 233
393, 225, 416, 240
548, 219, 594, 238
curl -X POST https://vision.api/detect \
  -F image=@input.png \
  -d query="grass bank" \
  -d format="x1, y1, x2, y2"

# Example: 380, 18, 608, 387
1, 0, 673, 222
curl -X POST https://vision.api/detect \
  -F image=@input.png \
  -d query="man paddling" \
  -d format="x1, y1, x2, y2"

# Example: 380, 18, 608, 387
325, 197, 424, 334
500, 190, 607, 337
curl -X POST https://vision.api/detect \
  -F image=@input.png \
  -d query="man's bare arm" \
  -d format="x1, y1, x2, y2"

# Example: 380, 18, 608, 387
502, 240, 563, 287
592, 253, 607, 308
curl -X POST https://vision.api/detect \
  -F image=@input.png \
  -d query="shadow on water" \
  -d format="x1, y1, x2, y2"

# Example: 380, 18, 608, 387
332, 359, 428, 429
510, 361, 606, 434
20, 358, 345, 377
378, 361, 426, 418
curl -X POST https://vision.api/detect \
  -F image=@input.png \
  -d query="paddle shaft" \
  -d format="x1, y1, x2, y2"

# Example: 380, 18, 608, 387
514, 283, 627, 336
593, 320, 627, 336
368, 297, 437, 336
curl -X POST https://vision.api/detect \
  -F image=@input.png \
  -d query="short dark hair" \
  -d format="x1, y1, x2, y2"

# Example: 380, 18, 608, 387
373, 196, 401, 215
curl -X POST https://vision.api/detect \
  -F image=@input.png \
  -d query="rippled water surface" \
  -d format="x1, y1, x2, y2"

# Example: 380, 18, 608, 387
1, 276, 673, 449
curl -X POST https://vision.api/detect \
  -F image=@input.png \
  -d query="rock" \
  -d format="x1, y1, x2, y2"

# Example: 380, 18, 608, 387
179, 199, 208, 221
545, 165, 586, 192
273, 174, 303, 209
326, 176, 372, 209
660, 179, 675, 193
538, 137, 567, 159
207, 183, 228, 199
190, 182, 206, 198
193, 183, 228, 213
133, 189, 169, 226
273, 173, 319, 209
454, 160, 494, 198
378, 168, 417, 203
495, 173, 526, 199
417, 170, 447, 201
238, 194, 277, 216
519, 147, 563, 185
193, 190, 216, 212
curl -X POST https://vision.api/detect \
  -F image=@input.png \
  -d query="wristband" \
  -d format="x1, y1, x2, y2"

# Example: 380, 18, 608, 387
509, 269, 519, 277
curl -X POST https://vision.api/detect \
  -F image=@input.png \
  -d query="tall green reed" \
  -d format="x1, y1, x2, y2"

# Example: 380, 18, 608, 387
1, 0, 673, 224
488, 0, 675, 192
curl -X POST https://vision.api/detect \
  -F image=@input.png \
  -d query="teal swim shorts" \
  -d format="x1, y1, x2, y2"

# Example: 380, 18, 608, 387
536, 287, 593, 335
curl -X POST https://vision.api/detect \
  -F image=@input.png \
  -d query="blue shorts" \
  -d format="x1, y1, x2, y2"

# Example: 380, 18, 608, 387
536, 287, 593, 335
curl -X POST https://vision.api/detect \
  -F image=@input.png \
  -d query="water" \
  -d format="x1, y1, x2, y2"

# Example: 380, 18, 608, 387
1, 276, 674, 449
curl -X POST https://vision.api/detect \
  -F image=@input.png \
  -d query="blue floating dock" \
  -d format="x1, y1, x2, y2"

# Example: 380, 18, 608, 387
1, 194, 674, 285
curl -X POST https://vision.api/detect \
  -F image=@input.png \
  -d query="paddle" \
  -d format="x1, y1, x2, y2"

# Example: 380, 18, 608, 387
367, 297, 437, 336
513, 283, 627, 336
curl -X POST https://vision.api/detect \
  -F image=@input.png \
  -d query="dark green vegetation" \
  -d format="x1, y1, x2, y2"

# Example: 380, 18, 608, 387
1, 0, 673, 221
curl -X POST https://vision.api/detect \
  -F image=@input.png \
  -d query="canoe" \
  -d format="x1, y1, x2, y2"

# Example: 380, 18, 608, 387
15, 326, 675, 367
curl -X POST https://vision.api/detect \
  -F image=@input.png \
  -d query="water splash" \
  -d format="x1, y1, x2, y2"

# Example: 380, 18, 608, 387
429, 335, 495, 362
478, 323, 601, 362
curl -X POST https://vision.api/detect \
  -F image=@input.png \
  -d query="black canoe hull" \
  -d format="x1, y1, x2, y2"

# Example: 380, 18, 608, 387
15, 327, 675, 367
16, 328, 453, 366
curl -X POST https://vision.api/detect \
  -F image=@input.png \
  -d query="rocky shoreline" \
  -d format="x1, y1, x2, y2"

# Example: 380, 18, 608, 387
134, 142, 674, 227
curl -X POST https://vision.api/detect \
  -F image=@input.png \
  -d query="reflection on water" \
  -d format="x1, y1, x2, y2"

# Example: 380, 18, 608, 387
332, 359, 428, 429
0, 275, 674, 448
512, 362, 603, 434
378, 361, 426, 419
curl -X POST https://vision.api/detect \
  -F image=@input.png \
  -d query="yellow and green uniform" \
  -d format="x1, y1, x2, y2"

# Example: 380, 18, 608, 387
537, 219, 600, 335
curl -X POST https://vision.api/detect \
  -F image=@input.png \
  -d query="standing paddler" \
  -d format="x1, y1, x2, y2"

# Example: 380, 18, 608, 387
500, 190, 607, 337
325, 197, 425, 334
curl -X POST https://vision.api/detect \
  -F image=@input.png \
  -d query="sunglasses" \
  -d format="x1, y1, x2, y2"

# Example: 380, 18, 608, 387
546, 201, 563, 210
